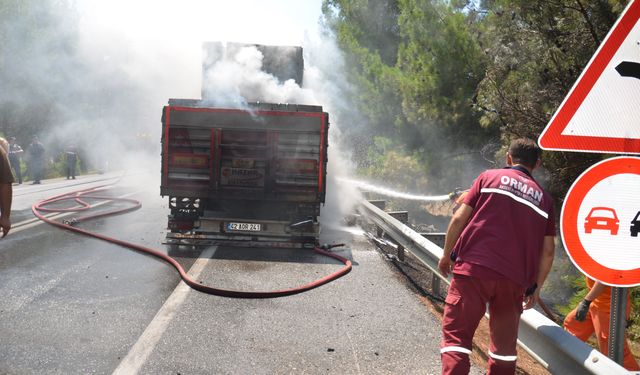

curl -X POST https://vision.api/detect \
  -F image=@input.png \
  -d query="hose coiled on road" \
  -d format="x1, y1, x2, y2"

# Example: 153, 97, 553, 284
32, 185, 352, 298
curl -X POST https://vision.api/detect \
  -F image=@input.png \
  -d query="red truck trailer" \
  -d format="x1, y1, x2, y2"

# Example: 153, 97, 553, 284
160, 100, 329, 248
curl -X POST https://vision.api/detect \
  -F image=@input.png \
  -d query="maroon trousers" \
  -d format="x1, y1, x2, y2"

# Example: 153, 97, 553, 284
441, 274, 524, 375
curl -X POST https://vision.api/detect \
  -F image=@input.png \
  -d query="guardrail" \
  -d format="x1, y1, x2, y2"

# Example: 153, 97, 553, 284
357, 199, 628, 375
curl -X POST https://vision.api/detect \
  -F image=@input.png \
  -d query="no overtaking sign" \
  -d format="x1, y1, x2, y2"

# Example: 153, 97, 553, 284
561, 157, 640, 286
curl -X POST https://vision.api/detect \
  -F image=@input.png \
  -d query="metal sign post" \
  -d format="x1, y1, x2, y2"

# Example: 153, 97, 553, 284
608, 287, 628, 365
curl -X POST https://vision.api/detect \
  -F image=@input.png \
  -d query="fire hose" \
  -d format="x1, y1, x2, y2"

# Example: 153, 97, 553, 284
32, 185, 352, 298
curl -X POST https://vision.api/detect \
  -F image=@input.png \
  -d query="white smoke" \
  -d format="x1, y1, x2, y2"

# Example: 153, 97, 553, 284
198, 36, 364, 228
200, 35, 365, 228
2, 1, 364, 230
302, 32, 364, 228
201, 44, 315, 107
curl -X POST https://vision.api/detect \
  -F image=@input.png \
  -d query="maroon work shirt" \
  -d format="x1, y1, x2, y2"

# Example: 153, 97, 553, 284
452, 167, 555, 289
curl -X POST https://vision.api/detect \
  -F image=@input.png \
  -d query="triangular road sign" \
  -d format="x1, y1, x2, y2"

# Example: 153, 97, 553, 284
539, 0, 640, 154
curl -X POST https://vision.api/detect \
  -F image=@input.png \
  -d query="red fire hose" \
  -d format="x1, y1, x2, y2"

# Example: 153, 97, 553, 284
32, 185, 352, 298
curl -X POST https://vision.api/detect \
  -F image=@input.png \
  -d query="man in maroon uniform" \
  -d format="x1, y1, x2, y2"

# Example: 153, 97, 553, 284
438, 138, 556, 375
0, 138, 14, 237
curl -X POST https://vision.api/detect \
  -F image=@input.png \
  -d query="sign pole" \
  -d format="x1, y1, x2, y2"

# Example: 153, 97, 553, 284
608, 287, 628, 365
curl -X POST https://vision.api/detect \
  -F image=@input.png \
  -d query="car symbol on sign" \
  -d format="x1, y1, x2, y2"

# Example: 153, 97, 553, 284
631, 211, 640, 237
584, 207, 619, 235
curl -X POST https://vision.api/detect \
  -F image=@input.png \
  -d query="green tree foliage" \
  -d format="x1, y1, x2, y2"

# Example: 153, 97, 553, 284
322, 0, 406, 147
323, 0, 630, 197
360, 136, 430, 192
474, 0, 628, 199
395, 0, 499, 185
324, 0, 500, 192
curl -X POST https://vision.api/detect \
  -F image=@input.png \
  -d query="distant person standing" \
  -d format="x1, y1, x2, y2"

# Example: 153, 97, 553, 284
564, 277, 640, 371
0, 137, 14, 237
28, 136, 45, 184
65, 144, 77, 179
8, 137, 23, 184
438, 138, 556, 375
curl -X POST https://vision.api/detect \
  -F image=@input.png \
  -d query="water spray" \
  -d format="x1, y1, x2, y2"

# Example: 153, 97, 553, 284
337, 177, 452, 202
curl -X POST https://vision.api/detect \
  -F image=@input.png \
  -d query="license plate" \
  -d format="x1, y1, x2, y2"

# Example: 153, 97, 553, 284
226, 222, 261, 231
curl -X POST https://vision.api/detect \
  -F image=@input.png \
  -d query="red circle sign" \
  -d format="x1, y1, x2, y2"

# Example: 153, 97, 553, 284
561, 156, 640, 286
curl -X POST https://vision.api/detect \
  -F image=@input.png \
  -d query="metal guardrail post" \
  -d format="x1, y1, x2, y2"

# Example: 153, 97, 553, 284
388, 211, 409, 262
357, 199, 629, 375
369, 200, 386, 210
396, 245, 405, 262
421, 232, 445, 296
387, 211, 409, 224
432, 273, 441, 297
608, 287, 627, 365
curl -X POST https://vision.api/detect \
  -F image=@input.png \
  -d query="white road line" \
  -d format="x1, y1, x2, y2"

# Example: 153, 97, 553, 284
112, 246, 218, 375
13, 175, 122, 197
11, 213, 69, 232
12, 190, 142, 234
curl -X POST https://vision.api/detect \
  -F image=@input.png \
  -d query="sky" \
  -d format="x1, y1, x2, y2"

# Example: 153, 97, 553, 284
78, 0, 324, 46
75, 0, 325, 98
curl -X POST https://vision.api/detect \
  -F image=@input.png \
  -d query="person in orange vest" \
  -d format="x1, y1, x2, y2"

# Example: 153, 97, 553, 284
563, 277, 640, 371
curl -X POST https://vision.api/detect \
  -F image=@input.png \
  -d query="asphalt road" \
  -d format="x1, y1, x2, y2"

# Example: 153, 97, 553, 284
0, 172, 483, 374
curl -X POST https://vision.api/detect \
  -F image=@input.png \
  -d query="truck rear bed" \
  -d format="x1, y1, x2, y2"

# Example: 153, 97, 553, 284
161, 100, 329, 247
